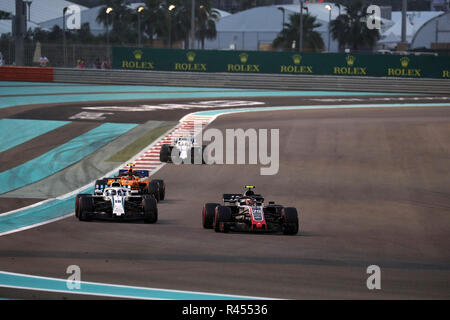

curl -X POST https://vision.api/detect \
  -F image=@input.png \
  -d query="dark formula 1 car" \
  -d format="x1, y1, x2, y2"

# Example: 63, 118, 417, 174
202, 186, 299, 235
75, 182, 158, 223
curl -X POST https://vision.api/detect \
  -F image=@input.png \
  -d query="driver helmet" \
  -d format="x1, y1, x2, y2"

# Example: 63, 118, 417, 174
244, 189, 255, 196
245, 198, 253, 205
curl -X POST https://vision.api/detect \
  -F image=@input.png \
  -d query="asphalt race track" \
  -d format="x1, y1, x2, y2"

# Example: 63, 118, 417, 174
0, 83, 449, 299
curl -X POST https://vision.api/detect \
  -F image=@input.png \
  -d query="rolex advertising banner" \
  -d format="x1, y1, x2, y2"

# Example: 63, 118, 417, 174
113, 47, 450, 79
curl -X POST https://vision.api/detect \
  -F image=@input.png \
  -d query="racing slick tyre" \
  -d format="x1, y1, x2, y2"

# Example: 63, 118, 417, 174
214, 206, 232, 233
142, 196, 158, 223
191, 147, 206, 165
203, 203, 220, 229
95, 178, 108, 191
78, 196, 94, 222
282, 207, 299, 235
147, 181, 160, 202
160, 144, 171, 163
152, 179, 166, 200
202, 145, 208, 164
75, 194, 90, 218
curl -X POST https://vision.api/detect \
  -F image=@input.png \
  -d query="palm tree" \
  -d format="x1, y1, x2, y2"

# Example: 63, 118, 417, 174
330, 0, 380, 52
131, 0, 219, 48
147, 0, 190, 48
272, 13, 324, 52
0, 10, 11, 19
195, 3, 219, 49
141, 0, 166, 46
96, 0, 134, 45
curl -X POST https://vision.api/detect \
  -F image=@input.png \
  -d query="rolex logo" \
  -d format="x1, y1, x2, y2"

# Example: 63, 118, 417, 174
133, 50, 143, 60
400, 56, 410, 68
346, 55, 356, 67
186, 51, 196, 62
292, 54, 302, 65
239, 53, 249, 64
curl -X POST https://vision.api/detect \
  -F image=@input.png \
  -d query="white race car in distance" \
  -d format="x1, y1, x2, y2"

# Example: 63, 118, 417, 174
159, 136, 206, 164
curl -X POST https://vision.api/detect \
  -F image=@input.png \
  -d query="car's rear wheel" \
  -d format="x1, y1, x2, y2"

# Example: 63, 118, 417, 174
282, 207, 299, 235
147, 181, 160, 202
160, 144, 171, 163
201, 145, 208, 164
191, 147, 206, 165
79, 196, 94, 222
203, 203, 220, 229
143, 196, 158, 223
75, 194, 90, 218
152, 179, 166, 200
214, 206, 232, 233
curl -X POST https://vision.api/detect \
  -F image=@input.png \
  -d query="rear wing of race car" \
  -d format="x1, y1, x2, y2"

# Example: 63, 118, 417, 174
118, 169, 150, 178
223, 194, 243, 203
223, 193, 265, 203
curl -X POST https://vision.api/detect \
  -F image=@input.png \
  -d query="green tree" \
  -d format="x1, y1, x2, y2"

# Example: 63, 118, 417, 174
272, 13, 325, 52
196, 2, 219, 49
140, 0, 218, 48
74, 23, 98, 44
330, 0, 380, 52
0, 10, 11, 19
141, 0, 190, 47
96, 0, 135, 45
141, 0, 166, 46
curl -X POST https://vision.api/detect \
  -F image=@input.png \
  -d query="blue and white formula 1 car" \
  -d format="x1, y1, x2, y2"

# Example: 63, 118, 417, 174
75, 182, 157, 223
159, 136, 207, 164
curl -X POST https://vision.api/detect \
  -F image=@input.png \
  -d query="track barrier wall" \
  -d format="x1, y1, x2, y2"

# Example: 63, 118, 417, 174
113, 47, 450, 80
0, 66, 54, 82
1, 48, 449, 94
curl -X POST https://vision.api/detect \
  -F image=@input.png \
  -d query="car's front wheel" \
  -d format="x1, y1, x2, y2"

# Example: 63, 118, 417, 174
78, 196, 94, 222
152, 179, 166, 200
142, 196, 158, 224
282, 207, 299, 235
75, 194, 90, 218
147, 181, 160, 202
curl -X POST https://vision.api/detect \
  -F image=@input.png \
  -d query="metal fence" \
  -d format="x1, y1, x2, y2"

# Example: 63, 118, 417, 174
0, 42, 112, 68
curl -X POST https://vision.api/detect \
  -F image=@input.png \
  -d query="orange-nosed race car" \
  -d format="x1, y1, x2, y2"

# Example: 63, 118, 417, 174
94, 164, 165, 201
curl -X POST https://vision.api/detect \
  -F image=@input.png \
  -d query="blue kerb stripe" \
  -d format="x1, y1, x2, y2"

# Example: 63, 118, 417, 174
0, 119, 70, 153
0, 123, 137, 194
0, 85, 265, 96
0, 187, 94, 234
0, 272, 260, 300
195, 103, 450, 116
0, 91, 404, 109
